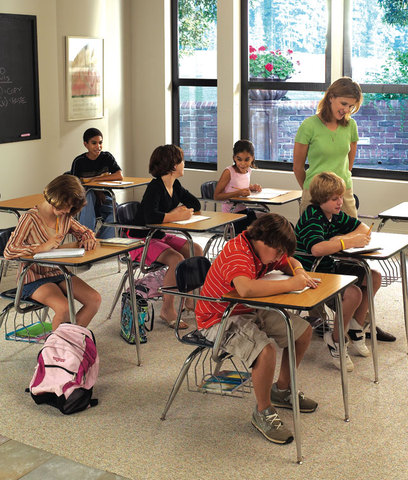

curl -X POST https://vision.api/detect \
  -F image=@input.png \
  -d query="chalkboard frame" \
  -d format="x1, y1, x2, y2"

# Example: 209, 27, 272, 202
0, 13, 41, 144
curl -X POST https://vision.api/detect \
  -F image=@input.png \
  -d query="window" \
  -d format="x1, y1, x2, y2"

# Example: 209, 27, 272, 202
242, 0, 408, 180
242, 0, 330, 170
172, 0, 217, 170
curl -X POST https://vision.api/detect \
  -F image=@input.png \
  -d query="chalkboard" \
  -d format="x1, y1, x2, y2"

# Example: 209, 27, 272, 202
0, 14, 41, 144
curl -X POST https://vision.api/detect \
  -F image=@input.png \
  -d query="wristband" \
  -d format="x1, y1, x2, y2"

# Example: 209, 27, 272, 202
340, 239, 345, 250
294, 266, 304, 272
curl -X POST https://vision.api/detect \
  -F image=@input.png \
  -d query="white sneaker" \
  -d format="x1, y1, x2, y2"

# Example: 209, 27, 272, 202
323, 331, 354, 372
348, 318, 370, 357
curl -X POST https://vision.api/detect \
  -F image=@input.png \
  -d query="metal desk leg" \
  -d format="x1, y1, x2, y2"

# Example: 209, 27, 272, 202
335, 292, 349, 422
279, 309, 302, 464
60, 266, 77, 324
399, 249, 408, 354
376, 219, 387, 232
125, 253, 141, 366
361, 261, 379, 383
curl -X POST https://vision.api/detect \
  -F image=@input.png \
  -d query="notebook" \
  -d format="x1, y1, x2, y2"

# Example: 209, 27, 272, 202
33, 248, 85, 259
172, 215, 210, 225
99, 238, 144, 247
343, 232, 383, 254
247, 188, 289, 200
98, 181, 134, 186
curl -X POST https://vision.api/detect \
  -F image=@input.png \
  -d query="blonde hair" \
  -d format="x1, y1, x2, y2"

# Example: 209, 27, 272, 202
309, 172, 346, 206
317, 77, 362, 126
43, 174, 86, 216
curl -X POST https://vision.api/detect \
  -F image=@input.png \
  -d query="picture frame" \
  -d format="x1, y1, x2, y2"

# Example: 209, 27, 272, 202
66, 36, 104, 121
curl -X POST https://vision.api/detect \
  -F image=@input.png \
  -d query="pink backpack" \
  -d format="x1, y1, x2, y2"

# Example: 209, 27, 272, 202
28, 323, 99, 415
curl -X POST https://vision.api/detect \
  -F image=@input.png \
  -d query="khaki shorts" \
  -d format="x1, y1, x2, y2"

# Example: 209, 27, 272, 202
201, 310, 309, 368
300, 187, 357, 218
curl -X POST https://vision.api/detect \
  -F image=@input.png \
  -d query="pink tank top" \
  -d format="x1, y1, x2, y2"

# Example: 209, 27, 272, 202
222, 165, 252, 213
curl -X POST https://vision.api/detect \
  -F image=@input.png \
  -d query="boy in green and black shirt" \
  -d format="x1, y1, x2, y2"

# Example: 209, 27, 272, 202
295, 172, 382, 372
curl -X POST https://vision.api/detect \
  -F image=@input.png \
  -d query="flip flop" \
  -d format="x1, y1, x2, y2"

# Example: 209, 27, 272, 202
160, 316, 189, 330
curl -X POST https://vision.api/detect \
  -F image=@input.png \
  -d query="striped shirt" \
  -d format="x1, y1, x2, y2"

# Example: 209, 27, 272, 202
195, 232, 288, 329
4, 206, 95, 285
294, 204, 360, 271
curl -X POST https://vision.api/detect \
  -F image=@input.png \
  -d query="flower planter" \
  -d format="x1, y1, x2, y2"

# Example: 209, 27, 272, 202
249, 77, 288, 101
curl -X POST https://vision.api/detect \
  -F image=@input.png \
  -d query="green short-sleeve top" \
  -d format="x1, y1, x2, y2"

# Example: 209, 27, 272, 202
295, 115, 359, 190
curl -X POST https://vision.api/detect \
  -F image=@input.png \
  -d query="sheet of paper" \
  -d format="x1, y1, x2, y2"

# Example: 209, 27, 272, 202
247, 188, 289, 200
34, 248, 85, 259
343, 232, 382, 254
172, 215, 210, 225
98, 181, 134, 186
262, 271, 309, 294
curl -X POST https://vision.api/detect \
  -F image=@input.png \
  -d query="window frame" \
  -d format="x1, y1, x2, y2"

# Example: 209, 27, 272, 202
171, 0, 217, 171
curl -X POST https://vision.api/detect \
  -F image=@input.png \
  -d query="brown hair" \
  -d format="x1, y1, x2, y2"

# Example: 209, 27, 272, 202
43, 174, 87, 216
233, 139, 256, 168
309, 172, 346, 206
149, 144, 184, 178
317, 77, 362, 126
246, 213, 296, 256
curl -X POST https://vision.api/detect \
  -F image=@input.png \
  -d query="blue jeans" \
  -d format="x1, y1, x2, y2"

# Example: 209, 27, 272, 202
79, 190, 115, 239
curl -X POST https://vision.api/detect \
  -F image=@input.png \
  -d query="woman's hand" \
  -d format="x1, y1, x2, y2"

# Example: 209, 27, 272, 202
80, 237, 97, 251
236, 188, 251, 197
250, 184, 262, 193
172, 205, 194, 221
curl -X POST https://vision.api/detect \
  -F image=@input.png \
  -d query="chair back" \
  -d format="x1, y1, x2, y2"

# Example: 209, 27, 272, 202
200, 181, 217, 200
116, 201, 141, 226
0, 228, 14, 257
175, 256, 211, 292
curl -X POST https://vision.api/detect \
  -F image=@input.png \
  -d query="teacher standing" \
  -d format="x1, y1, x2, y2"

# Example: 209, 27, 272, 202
293, 77, 363, 217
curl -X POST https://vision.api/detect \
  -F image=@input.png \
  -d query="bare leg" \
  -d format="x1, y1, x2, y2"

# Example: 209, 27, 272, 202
251, 343, 276, 412
59, 277, 101, 328
276, 323, 312, 390
332, 285, 362, 343
30, 283, 71, 330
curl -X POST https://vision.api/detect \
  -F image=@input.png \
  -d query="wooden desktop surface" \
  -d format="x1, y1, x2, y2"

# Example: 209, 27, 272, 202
222, 272, 356, 310
147, 211, 246, 232
379, 202, 408, 220
229, 189, 302, 205
83, 176, 151, 189
341, 232, 408, 260
20, 241, 143, 267
0, 193, 44, 211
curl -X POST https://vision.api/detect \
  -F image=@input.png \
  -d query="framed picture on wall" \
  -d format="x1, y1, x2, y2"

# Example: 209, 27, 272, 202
66, 36, 104, 121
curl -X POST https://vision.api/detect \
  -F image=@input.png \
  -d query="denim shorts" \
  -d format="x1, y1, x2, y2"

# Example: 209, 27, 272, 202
21, 275, 67, 300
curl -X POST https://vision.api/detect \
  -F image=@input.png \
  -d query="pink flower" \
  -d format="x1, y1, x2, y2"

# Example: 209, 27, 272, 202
296, 60, 300, 65
258, 46, 266, 51
287, 49, 293, 54
250, 54, 257, 60
270, 51, 275, 55
249, 45, 256, 53
265, 63, 273, 72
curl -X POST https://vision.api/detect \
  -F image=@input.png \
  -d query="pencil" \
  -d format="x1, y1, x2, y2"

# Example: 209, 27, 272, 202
368, 222, 374, 234
287, 257, 296, 276
56, 217, 58, 234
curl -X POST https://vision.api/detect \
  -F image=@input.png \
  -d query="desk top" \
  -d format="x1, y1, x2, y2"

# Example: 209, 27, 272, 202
221, 272, 356, 310
83, 176, 151, 189
379, 202, 408, 220
229, 189, 302, 205
0, 193, 44, 212
147, 211, 246, 232
19, 241, 142, 267
339, 232, 408, 260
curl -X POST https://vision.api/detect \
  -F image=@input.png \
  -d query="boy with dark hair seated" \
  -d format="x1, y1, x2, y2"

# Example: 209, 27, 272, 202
196, 213, 319, 445
295, 172, 383, 372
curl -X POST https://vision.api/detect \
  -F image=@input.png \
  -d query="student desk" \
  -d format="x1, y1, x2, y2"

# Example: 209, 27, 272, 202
229, 189, 302, 214
334, 232, 408, 383
377, 202, 408, 232
19, 241, 145, 365
222, 272, 357, 464
0, 194, 44, 219
146, 211, 247, 259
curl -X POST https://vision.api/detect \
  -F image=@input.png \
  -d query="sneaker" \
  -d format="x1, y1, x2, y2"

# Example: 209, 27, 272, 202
348, 318, 370, 357
251, 406, 294, 444
270, 383, 318, 413
323, 331, 354, 372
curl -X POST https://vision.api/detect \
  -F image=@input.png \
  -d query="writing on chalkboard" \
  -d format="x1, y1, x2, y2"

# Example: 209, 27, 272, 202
0, 68, 28, 109
0, 13, 41, 144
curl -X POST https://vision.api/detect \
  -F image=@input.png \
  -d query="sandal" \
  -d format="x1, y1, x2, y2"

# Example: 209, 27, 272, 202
160, 316, 189, 330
